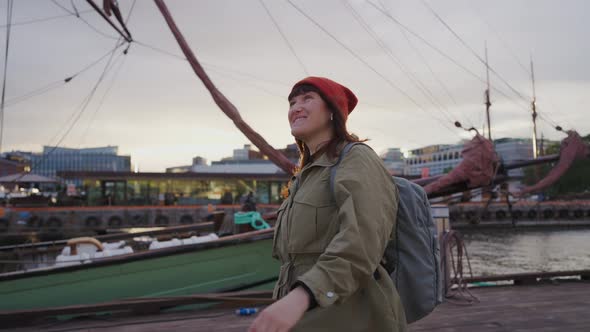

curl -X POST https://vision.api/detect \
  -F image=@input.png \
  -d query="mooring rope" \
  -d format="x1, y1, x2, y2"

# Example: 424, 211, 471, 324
441, 230, 479, 305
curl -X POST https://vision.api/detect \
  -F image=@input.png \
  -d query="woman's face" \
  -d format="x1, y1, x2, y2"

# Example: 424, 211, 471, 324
288, 91, 332, 141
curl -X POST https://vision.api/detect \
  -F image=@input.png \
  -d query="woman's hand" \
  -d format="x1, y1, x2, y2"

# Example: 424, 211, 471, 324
248, 287, 310, 332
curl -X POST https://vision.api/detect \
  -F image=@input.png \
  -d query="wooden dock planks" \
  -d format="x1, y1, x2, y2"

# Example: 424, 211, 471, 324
7, 280, 590, 331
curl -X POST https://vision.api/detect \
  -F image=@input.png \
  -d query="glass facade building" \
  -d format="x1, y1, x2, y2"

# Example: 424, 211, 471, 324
58, 171, 288, 206
16, 146, 131, 186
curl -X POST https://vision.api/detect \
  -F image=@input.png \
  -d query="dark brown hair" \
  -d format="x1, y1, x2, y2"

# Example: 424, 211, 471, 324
282, 84, 367, 198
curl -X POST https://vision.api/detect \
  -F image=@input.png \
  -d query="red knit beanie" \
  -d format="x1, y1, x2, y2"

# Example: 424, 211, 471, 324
290, 76, 358, 122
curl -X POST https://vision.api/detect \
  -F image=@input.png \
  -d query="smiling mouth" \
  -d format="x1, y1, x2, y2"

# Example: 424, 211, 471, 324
291, 117, 307, 125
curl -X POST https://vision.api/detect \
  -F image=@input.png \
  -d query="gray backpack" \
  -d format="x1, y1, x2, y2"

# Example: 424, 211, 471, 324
331, 142, 442, 324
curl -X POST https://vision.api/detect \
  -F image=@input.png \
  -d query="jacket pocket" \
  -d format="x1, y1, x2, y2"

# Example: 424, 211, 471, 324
272, 203, 288, 259
288, 198, 337, 254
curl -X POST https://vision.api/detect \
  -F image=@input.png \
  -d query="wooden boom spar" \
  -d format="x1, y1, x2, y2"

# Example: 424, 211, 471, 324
153, 0, 296, 175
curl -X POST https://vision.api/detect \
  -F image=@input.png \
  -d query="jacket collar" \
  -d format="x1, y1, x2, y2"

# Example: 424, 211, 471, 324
303, 140, 349, 169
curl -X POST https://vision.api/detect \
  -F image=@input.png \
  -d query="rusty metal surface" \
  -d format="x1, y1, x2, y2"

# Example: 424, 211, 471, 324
424, 135, 499, 195
516, 131, 590, 196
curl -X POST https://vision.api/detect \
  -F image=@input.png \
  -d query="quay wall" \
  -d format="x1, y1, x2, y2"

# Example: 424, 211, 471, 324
449, 200, 590, 228
0, 204, 279, 244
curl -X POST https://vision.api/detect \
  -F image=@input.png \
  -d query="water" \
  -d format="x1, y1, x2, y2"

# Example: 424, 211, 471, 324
460, 227, 590, 276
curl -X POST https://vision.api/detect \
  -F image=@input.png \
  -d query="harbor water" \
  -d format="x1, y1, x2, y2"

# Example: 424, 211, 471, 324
460, 227, 590, 276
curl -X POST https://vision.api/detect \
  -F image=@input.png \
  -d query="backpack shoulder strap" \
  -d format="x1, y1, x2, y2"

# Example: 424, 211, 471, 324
329, 142, 367, 197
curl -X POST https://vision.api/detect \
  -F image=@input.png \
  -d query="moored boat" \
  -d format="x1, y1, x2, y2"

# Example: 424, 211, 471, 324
0, 227, 277, 311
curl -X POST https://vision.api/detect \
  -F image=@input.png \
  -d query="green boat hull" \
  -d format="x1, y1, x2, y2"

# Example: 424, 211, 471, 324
0, 234, 278, 311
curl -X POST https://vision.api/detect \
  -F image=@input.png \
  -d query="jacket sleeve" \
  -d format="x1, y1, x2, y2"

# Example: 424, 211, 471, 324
296, 145, 399, 307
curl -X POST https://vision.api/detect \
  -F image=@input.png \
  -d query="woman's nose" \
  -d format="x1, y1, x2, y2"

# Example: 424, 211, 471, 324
290, 103, 303, 114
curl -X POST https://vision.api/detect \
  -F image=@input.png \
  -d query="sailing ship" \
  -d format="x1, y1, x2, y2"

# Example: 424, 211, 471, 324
0, 0, 588, 320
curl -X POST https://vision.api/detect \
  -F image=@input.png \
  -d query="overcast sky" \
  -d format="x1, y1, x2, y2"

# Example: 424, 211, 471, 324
1, 0, 588, 171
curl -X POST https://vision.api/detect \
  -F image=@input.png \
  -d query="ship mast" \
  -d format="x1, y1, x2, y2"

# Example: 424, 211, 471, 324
484, 42, 492, 141
530, 56, 539, 159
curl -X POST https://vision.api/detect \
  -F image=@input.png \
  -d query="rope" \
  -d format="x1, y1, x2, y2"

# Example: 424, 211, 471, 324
0, 0, 14, 154
0, 9, 94, 28
286, 0, 462, 138
441, 230, 479, 305
344, 1, 460, 131
420, 0, 531, 104
259, 0, 309, 76
4, 44, 125, 109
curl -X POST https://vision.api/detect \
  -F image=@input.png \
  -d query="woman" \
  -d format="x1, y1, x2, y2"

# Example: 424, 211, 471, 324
249, 77, 406, 332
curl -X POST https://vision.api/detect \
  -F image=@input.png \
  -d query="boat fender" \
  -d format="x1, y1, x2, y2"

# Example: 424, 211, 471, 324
155, 215, 169, 226
543, 209, 555, 219
131, 214, 145, 226
527, 210, 537, 219
108, 216, 123, 227
180, 214, 194, 224
511, 210, 523, 220
26, 215, 41, 228
85, 216, 101, 228
46, 217, 63, 230
0, 218, 8, 232
464, 211, 476, 223
558, 209, 569, 219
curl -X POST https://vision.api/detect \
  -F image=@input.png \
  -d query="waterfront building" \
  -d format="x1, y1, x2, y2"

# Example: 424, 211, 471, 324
0, 155, 30, 177
58, 171, 289, 206
380, 148, 405, 175
60, 144, 299, 206
9, 146, 131, 186
405, 143, 464, 177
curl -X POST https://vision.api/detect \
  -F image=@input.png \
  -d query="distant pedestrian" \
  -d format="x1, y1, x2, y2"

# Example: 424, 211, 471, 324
241, 191, 256, 212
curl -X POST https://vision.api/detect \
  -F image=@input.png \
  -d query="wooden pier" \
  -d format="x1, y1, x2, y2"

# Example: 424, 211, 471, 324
6, 280, 589, 331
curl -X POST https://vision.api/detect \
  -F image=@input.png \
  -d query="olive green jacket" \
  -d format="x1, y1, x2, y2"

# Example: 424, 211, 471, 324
272, 143, 407, 331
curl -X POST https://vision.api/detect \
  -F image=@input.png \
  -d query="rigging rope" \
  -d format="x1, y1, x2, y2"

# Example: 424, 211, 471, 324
0, 0, 14, 153
466, 4, 531, 78
50, 0, 119, 40
344, 1, 459, 129
10, 41, 127, 184
0, 9, 94, 28
286, 0, 462, 138
133, 40, 290, 88
77, 48, 128, 147
4, 44, 127, 109
258, 0, 309, 76
420, 0, 531, 104
365, 0, 531, 123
